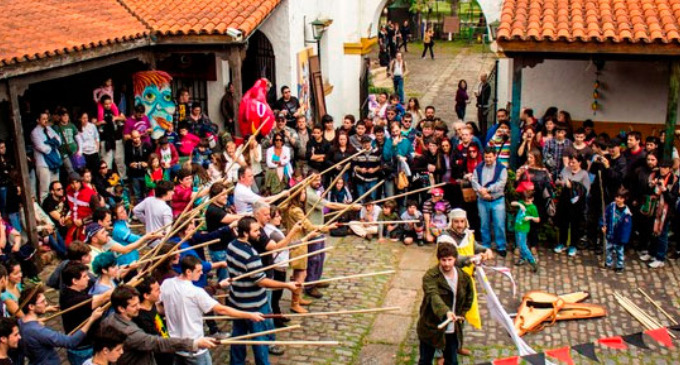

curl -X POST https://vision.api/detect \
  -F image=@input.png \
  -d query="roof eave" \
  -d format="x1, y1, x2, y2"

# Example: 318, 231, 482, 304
498, 39, 680, 57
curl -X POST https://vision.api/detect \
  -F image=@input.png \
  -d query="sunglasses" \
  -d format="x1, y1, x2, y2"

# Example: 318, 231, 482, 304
274, 139, 283, 142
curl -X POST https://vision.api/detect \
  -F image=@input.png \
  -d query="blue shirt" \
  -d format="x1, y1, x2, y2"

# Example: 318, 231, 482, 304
19, 319, 86, 365
112, 220, 141, 266
226, 239, 267, 311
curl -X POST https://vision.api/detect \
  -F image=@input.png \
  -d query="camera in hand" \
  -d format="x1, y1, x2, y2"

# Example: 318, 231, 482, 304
416, 131, 423, 138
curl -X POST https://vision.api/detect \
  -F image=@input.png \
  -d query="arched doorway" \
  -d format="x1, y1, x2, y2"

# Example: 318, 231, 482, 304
242, 30, 277, 105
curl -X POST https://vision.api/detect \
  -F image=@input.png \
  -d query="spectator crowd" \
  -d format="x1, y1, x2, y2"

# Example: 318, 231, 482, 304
0, 73, 677, 365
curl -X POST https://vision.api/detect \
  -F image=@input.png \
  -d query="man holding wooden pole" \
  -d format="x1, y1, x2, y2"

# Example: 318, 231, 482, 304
225, 217, 301, 364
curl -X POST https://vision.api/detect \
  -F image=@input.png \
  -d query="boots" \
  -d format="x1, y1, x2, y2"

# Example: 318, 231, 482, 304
290, 291, 309, 313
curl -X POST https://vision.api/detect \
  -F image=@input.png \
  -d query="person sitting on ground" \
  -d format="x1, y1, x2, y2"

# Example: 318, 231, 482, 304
401, 200, 424, 246
349, 201, 381, 240
378, 200, 401, 242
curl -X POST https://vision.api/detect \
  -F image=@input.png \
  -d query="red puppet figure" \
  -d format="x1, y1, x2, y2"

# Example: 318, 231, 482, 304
238, 78, 275, 140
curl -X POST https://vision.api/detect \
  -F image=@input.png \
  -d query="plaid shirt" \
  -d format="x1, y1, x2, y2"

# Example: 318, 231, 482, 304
542, 138, 572, 177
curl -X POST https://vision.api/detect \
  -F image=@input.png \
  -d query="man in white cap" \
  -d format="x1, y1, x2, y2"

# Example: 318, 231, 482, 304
436, 208, 493, 357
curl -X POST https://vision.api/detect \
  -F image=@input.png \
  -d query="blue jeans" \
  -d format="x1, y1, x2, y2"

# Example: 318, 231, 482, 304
174, 351, 212, 365
8, 212, 21, 232
129, 176, 146, 202
48, 231, 67, 258
67, 347, 93, 365
418, 334, 459, 365
0, 186, 7, 217
209, 249, 228, 281
356, 180, 378, 201
606, 241, 625, 269
230, 304, 272, 365
393, 76, 404, 104
651, 219, 671, 261
515, 231, 535, 263
477, 198, 507, 251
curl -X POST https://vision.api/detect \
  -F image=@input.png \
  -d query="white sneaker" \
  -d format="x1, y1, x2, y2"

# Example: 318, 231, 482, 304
648, 260, 665, 269
639, 253, 652, 262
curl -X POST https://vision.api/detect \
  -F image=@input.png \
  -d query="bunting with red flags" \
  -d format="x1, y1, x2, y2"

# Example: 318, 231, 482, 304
545, 346, 574, 365
645, 327, 674, 348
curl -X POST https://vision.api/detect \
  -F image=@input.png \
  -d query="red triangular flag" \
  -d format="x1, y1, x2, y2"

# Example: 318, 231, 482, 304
645, 328, 675, 348
598, 336, 628, 350
493, 355, 520, 365
545, 346, 574, 365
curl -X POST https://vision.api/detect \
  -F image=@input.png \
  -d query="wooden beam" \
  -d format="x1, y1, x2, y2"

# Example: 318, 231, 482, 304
227, 46, 245, 137
498, 39, 680, 57
664, 60, 680, 162
0, 38, 150, 80
6, 80, 40, 252
509, 58, 523, 169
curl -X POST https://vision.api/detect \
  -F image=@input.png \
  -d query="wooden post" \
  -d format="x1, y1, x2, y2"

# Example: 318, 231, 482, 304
228, 46, 245, 138
509, 58, 523, 170
6, 80, 40, 251
664, 60, 680, 162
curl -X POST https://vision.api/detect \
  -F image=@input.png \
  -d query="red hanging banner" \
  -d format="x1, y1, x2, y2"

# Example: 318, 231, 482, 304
492, 355, 520, 365
598, 336, 628, 350
545, 346, 574, 365
645, 328, 675, 348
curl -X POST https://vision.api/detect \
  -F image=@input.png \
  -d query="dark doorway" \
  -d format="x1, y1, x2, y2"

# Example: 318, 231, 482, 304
242, 30, 277, 105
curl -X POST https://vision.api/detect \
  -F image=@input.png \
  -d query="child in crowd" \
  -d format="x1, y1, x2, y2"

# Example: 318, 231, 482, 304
144, 153, 169, 196
113, 185, 130, 211
349, 201, 380, 239
191, 138, 212, 169
511, 189, 540, 272
176, 123, 200, 156
289, 167, 305, 188
600, 188, 633, 273
429, 201, 449, 237
401, 200, 424, 245
378, 200, 401, 241
163, 123, 179, 146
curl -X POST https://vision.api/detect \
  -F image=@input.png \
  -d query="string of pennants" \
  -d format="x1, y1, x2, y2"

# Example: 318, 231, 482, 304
477, 325, 680, 365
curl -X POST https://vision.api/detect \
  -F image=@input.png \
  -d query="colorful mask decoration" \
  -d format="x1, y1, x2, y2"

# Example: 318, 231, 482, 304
238, 78, 275, 137
133, 71, 176, 139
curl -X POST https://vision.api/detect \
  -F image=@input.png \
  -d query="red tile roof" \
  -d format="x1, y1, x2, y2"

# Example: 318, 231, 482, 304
497, 0, 680, 45
0, 0, 281, 67
0, 0, 148, 66
119, 0, 281, 36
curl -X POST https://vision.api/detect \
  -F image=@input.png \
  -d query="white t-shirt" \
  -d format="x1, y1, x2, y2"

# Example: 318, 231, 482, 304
160, 277, 218, 356
233, 183, 262, 214
264, 223, 289, 268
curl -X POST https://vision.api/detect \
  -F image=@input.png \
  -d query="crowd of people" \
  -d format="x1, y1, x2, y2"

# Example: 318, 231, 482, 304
0, 67, 678, 365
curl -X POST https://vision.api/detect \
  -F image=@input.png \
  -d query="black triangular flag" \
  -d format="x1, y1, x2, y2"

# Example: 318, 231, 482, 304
522, 352, 546, 365
622, 332, 649, 349
572, 342, 600, 363
670, 325, 680, 332
477, 362, 492, 365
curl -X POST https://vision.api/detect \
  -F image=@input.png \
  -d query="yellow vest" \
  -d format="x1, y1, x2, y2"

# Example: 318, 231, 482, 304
452, 230, 482, 329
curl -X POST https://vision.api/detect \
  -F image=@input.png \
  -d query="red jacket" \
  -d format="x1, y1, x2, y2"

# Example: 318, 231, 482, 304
156, 144, 179, 166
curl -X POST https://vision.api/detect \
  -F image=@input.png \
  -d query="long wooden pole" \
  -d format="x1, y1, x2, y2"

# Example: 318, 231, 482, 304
130, 238, 220, 266
205, 306, 400, 320
302, 163, 350, 222
219, 340, 339, 346
230, 246, 334, 282
338, 220, 418, 226
226, 324, 301, 341
638, 288, 679, 325
258, 237, 325, 257
324, 182, 447, 218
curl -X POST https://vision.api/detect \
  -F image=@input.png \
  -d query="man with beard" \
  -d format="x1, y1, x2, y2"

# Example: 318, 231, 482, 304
436, 208, 494, 357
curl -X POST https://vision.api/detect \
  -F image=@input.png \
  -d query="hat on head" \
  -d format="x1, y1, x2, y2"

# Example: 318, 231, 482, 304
448, 208, 467, 220
431, 187, 444, 196
85, 223, 105, 243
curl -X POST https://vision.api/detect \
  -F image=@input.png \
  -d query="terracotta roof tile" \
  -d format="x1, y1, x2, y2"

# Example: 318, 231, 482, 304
120, 0, 281, 36
0, 0, 148, 66
497, 0, 680, 45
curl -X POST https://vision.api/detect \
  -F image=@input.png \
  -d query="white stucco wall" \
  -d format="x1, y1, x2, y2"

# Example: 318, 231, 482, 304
207, 56, 227, 124
258, 0, 387, 124
497, 58, 676, 124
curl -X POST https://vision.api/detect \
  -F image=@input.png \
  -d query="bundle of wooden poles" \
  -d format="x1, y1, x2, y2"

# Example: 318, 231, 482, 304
614, 291, 677, 339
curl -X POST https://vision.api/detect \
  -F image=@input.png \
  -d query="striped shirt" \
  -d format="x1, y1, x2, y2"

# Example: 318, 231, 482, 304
226, 239, 268, 311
